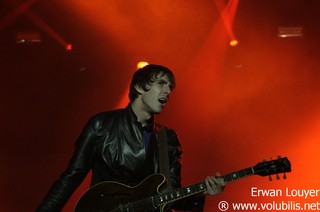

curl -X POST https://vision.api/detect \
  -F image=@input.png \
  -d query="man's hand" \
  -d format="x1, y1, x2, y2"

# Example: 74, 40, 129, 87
204, 172, 225, 195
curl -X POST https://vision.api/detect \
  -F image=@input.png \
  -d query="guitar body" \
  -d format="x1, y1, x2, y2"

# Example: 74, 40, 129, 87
74, 174, 168, 212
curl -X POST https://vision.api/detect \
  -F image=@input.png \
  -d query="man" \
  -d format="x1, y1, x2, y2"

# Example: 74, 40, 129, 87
37, 64, 225, 211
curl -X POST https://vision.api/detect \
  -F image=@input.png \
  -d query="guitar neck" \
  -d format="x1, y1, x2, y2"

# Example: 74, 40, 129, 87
155, 167, 255, 207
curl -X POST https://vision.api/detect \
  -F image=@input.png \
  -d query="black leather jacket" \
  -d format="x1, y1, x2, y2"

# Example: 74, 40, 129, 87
37, 105, 204, 211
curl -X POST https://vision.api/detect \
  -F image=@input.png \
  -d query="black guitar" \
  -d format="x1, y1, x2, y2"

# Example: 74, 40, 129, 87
74, 156, 291, 212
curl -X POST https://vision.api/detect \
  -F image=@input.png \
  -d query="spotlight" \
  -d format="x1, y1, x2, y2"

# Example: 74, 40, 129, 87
278, 27, 303, 38
229, 39, 238, 47
137, 61, 149, 69
65, 44, 72, 51
16, 31, 41, 44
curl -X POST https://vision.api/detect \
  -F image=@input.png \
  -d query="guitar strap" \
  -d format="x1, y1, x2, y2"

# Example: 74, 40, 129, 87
158, 125, 172, 191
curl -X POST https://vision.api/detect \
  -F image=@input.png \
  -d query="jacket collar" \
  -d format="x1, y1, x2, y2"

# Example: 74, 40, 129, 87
126, 104, 155, 131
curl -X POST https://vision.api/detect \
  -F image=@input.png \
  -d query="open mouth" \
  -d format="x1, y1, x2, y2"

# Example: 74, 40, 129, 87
158, 98, 168, 104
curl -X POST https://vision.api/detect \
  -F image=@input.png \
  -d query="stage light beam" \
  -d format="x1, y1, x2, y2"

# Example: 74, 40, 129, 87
3, 0, 71, 50
215, 0, 239, 45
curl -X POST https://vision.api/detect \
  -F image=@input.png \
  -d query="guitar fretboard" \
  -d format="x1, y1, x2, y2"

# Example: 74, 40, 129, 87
154, 166, 255, 207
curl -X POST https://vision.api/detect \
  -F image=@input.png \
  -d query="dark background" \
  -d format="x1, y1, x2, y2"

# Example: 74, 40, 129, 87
1, 0, 320, 211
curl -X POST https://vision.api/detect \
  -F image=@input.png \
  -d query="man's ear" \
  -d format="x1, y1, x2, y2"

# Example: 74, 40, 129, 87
134, 84, 144, 95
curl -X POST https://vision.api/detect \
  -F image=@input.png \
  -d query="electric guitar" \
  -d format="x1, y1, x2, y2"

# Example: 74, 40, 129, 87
74, 156, 291, 212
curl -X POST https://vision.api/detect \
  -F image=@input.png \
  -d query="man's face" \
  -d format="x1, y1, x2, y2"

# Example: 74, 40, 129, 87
139, 74, 172, 114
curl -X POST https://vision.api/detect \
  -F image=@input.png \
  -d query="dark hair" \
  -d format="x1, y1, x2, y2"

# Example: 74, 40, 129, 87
129, 64, 176, 101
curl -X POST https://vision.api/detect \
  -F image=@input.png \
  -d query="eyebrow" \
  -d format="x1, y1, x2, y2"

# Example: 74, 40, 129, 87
156, 78, 170, 84
156, 79, 174, 90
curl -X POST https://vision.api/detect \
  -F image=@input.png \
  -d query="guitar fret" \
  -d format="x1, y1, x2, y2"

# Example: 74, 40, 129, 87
223, 167, 253, 183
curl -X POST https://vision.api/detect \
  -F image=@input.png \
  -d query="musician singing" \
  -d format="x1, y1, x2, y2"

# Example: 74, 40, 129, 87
36, 64, 225, 212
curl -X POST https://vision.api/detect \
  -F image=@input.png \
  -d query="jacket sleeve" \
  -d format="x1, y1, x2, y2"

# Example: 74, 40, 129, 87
166, 129, 206, 211
36, 116, 99, 212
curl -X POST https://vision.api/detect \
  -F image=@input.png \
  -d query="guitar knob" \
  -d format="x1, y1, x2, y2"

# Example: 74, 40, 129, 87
276, 174, 280, 180
269, 175, 272, 181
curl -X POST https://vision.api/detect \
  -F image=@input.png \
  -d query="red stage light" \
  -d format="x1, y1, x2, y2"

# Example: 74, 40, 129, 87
66, 44, 72, 51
